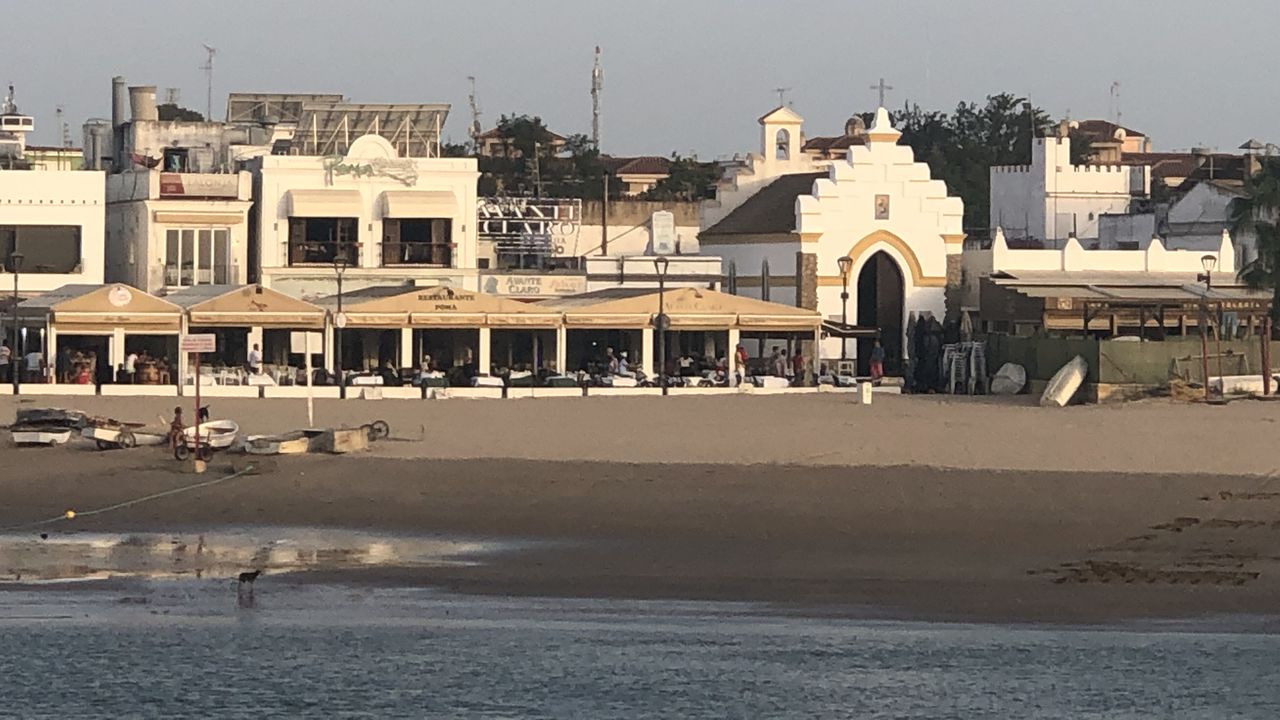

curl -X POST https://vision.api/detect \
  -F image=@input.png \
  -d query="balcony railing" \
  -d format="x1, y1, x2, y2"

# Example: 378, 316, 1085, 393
287, 242, 360, 267
381, 241, 452, 267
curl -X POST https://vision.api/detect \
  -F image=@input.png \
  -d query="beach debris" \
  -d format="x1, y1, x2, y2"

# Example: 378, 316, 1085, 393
1039, 356, 1087, 407
989, 363, 1026, 395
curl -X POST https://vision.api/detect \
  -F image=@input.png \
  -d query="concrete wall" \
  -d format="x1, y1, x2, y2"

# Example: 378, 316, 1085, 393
0, 169, 106, 292
569, 200, 701, 257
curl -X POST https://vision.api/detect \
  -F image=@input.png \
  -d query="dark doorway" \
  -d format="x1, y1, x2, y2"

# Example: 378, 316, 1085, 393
855, 251, 904, 376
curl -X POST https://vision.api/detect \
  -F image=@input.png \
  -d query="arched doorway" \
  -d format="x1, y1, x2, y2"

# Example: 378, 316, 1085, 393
855, 251, 904, 376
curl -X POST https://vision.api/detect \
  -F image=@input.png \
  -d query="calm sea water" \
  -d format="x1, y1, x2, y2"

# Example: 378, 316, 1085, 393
1, 582, 1278, 719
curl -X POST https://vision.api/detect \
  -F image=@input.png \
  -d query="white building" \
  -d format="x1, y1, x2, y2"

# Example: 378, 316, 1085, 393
990, 131, 1149, 245
701, 108, 964, 373
105, 169, 253, 294
0, 166, 105, 295
250, 134, 480, 299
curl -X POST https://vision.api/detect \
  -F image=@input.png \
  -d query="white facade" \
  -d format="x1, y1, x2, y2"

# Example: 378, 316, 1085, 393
701, 106, 824, 230
704, 108, 964, 365
990, 135, 1149, 244
0, 169, 106, 293
105, 170, 253, 294
1164, 181, 1253, 262
250, 134, 480, 299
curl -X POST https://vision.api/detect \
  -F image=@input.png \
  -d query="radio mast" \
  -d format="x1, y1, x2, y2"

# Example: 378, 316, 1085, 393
591, 46, 603, 149
467, 75, 482, 152
200, 44, 217, 121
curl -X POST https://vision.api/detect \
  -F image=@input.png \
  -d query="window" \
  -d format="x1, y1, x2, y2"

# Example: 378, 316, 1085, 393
163, 148, 189, 172
0, 225, 81, 273
382, 218, 452, 266
775, 129, 790, 160
287, 217, 358, 266
164, 227, 231, 287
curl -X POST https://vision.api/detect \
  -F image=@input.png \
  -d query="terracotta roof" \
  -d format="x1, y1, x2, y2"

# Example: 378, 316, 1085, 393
1123, 151, 1248, 183
1075, 119, 1145, 141
475, 126, 567, 142
700, 172, 822, 236
802, 134, 866, 155
602, 155, 671, 176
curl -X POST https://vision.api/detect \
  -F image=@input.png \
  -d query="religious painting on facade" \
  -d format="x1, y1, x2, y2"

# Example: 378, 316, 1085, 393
874, 194, 890, 220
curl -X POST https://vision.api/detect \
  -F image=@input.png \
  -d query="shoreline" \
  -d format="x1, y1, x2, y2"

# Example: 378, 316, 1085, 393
3, 394, 1279, 625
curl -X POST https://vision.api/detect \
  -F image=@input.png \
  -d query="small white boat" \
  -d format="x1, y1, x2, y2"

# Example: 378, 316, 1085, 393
183, 419, 240, 449
82, 424, 165, 450
1040, 356, 1087, 407
10, 427, 74, 446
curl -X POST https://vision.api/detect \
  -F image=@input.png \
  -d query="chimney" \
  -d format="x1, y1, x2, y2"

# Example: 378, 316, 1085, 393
111, 76, 127, 130
128, 86, 158, 122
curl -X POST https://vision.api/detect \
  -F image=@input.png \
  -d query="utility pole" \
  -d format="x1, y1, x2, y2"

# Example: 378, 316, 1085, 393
200, 44, 217, 121
591, 46, 603, 149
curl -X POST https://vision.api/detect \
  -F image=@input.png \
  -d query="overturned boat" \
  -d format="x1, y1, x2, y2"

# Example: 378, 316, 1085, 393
9, 407, 87, 446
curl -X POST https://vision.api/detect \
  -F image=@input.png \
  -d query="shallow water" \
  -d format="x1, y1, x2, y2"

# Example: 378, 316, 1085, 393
1, 582, 1278, 719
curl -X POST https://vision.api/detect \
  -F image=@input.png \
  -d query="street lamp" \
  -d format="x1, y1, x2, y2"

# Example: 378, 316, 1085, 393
8, 251, 23, 393
837, 255, 853, 360
333, 256, 349, 399
654, 255, 670, 396
1197, 254, 1217, 401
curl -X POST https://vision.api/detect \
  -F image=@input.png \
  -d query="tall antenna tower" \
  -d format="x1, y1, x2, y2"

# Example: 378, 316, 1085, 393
200, 44, 217, 121
591, 46, 603, 149
466, 75, 482, 151
1109, 81, 1121, 126
55, 105, 71, 148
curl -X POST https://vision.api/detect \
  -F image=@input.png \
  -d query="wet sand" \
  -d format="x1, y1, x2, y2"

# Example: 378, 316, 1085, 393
2, 393, 1279, 623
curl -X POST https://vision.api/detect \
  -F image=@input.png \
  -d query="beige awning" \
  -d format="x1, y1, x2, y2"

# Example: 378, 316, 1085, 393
343, 286, 561, 328
29, 284, 183, 332
288, 189, 362, 217
152, 211, 245, 225
176, 285, 327, 329
382, 190, 457, 218
552, 288, 821, 331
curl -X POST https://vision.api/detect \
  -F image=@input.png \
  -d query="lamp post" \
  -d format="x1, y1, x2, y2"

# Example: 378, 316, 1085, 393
9, 251, 23, 394
1197, 254, 1217, 401
837, 255, 853, 361
654, 255, 670, 396
333, 256, 348, 399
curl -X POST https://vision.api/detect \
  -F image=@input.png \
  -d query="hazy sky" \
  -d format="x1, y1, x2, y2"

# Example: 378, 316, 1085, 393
9, 0, 1278, 158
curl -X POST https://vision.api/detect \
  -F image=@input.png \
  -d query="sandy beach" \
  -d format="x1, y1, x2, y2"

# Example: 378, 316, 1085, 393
2, 392, 1279, 623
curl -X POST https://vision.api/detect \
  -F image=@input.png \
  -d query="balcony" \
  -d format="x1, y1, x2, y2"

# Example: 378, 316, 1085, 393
287, 241, 360, 268
381, 241, 452, 267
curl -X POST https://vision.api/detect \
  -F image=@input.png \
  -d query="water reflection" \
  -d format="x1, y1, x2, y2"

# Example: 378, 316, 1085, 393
0, 529, 500, 583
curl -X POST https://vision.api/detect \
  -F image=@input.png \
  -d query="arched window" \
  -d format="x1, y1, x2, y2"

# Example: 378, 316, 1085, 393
775, 129, 790, 161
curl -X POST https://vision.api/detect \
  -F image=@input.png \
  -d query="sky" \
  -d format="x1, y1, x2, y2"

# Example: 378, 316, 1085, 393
8, 0, 1278, 158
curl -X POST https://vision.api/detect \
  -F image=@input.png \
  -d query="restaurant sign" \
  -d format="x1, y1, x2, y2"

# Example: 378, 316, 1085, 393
482, 274, 587, 297
159, 173, 241, 198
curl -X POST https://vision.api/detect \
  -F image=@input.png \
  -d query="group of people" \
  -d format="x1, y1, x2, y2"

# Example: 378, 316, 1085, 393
0, 340, 47, 384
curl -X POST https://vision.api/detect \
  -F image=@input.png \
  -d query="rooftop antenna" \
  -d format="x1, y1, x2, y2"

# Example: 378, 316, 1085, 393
1109, 81, 1121, 126
164, 87, 181, 106
200, 44, 217, 121
773, 87, 791, 107
56, 105, 71, 148
870, 77, 894, 107
466, 75, 482, 151
591, 45, 603, 149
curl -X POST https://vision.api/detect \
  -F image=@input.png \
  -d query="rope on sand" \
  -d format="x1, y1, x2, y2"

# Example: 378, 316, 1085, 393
0, 465, 256, 532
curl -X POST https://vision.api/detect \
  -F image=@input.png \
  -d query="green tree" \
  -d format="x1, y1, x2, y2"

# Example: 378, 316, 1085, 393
157, 103, 204, 122
1231, 157, 1280, 322
641, 154, 719, 202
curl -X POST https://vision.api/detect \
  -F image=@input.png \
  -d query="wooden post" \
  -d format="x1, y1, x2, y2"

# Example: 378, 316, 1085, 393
1264, 316, 1273, 396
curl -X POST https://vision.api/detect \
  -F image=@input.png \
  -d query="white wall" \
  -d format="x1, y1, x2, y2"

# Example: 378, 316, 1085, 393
251, 135, 480, 296
0, 169, 106, 291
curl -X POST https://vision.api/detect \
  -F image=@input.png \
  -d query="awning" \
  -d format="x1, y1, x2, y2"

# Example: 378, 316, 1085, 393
22, 284, 183, 332
152, 211, 245, 225
172, 285, 327, 329
820, 320, 881, 339
288, 189, 362, 218
382, 190, 457, 218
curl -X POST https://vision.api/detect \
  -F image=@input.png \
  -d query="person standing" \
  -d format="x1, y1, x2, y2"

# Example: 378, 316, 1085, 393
769, 347, 783, 377
0, 340, 10, 383
870, 339, 886, 384
123, 350, 138, 384
247, 343, 263, 375
24, 347, 43, 383
55, 347, 71, 384
734, 344, 749, 386
791, 348, 805, 386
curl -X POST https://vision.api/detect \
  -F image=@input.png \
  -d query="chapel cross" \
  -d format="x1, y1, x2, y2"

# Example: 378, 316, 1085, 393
870, 77, 894, 107
774, 86, 791, 107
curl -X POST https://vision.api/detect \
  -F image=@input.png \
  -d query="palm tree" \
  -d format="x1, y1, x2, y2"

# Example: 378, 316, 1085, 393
1231, 157, 1280, 324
